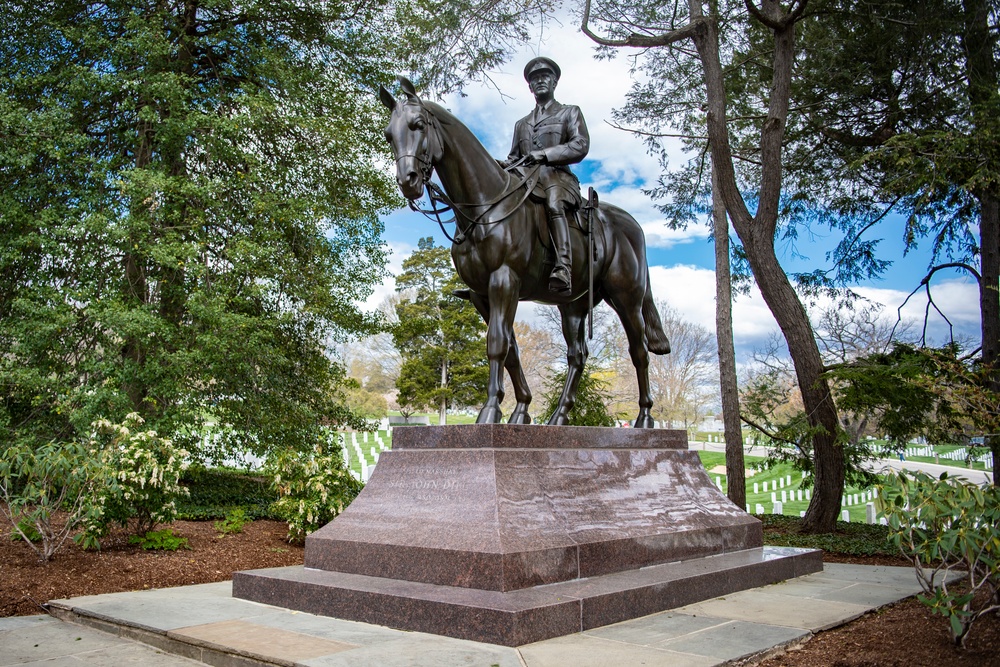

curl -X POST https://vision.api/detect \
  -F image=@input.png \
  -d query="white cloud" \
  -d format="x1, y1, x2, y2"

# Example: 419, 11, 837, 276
642, 219, 711, 249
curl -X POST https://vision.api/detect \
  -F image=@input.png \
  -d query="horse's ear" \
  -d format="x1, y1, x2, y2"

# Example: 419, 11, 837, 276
378, 86, 396, 111
398, 77, 418, 99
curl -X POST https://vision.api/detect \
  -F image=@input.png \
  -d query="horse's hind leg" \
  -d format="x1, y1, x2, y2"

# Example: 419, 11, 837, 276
547, 299, 589, 426
467, 290, 532, 424
605, 292, 655, 428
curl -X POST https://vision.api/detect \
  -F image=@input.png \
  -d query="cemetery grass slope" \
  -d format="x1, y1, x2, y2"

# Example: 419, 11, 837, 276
1, 517, 997, 664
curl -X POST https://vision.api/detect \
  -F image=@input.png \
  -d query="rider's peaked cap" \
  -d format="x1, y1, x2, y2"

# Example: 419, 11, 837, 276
523, 57, 561, 81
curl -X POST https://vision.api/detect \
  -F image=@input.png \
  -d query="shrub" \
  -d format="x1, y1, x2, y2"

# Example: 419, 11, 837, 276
880, 470, 1000, 648
176, 466, 278, 520
10, 518, 42, 543
267, 433, 363, 543
80, 413, 190, 547
0, 439, 103, 561
539, 370, 618, 426
129, 528, 190, 551
214, 507, 251, 535
758, 514, 897, 558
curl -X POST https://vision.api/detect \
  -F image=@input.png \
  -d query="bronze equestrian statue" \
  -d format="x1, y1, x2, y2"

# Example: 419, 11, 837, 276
499, 57, 588, 293
380, 64, 670, 428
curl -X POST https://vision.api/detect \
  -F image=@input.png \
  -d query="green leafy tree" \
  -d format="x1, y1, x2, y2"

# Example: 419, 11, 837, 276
392, 238, 488, 423
0, 1, 404, 460
539, 369, 618, 427
580, 0, 848, 531
787, 0, 1000, 480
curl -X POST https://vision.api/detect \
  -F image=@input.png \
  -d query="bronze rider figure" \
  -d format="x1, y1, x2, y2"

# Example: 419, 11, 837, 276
500, 57, 589, 293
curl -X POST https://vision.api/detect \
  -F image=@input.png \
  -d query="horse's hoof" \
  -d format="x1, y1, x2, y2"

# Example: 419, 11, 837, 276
508, 407, 532, 425
546, 412, 570, 426
632, 413, 655, 429
476, 405, 503, 424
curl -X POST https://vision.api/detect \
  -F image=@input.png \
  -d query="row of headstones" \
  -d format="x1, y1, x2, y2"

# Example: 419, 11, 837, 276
935, 447, 993, 467
341, 431, 392, 484
751, 500, 887, 525
878, 444, 994, 469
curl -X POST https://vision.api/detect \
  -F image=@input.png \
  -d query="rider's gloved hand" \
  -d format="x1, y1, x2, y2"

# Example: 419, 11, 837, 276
526, 150, 547, 165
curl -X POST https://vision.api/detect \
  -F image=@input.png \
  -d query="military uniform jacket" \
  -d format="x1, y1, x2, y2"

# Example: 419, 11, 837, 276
506, 100, 589, 203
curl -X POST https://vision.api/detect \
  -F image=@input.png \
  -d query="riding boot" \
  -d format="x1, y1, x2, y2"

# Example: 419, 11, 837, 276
549, 213, 572, 292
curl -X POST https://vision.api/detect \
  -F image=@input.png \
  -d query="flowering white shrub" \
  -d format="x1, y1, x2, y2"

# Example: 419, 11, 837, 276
80, 413, 189, 547
267, 432, 362, 543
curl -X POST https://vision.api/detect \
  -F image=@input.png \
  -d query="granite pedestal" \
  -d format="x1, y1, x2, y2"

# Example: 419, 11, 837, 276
234, 425, 822, 646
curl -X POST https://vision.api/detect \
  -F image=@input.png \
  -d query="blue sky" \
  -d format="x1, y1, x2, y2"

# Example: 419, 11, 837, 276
368, 21, 981, 361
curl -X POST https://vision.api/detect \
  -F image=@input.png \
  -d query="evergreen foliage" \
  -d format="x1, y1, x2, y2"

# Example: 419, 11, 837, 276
540, 370, 617, 427
0, 1, 404, 460
392, 238, 488, 420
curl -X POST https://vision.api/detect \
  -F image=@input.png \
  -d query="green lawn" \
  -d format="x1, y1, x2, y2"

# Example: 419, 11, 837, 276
696, 451, 882, 523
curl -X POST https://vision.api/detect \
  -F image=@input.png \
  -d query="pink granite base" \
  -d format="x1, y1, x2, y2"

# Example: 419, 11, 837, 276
233, 425, 822, 645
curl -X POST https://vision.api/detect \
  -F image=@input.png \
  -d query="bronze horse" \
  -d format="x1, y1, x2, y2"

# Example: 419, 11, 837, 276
380, 79, 670, 427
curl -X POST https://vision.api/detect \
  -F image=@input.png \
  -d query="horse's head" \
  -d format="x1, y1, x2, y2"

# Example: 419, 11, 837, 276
379, 78, 442, 201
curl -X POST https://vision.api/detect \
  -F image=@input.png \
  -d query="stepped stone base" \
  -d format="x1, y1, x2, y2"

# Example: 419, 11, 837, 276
234, 425, 822, 645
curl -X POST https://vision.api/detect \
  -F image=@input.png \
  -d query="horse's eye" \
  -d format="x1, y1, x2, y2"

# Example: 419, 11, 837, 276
411, 118, 425, 131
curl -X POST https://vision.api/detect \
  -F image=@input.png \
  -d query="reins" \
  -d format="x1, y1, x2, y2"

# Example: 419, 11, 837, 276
400, 105, 542, 244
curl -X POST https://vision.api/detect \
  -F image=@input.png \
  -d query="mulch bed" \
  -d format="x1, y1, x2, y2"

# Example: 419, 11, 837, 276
758, 588, 1000, 666
1, 519, 303, 617
2, 520, 997, 664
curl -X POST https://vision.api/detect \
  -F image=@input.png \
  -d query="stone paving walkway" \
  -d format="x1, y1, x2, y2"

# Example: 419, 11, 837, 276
1, 564, 933, 667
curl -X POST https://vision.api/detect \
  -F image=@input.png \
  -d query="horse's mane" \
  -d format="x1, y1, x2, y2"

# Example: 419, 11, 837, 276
420, 100, 458, 127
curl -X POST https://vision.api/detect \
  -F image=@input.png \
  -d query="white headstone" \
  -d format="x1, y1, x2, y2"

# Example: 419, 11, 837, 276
763, 481, 768, 492
841, 509, 850, 522
781, 490, 787, 503
779, 478, 785, 488
879, 517, 888, 526
756, 503, 765, 514
799, 511, 806, 517
754, 482, 759, 494
771, 492, 777, 503
806, 488, 811, 500
773, 501, 783, 515
797, 489, 803, 501
866, 503, 876, 524
786, 475, 792, 486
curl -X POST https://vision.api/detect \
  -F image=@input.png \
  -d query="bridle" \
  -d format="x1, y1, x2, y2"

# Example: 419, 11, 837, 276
394, 98, 541, 244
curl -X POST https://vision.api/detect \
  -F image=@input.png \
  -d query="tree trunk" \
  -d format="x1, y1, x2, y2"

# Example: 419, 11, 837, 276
693, 3, 845, 531
439, 357, 448, 425
713, 164, 746, 509
963, 0, 1000, 485
743, 232, 845, 531
123, 116, 153, 414
977, 191, 999, 484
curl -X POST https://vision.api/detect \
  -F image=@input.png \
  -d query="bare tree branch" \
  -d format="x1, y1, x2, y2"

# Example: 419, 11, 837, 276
581, 0, 708, 47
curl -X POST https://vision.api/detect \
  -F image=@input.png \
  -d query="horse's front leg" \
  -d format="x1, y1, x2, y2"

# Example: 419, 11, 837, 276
547, 300, 589, 425
476, 266, 520, 424
467, 290, 532, 424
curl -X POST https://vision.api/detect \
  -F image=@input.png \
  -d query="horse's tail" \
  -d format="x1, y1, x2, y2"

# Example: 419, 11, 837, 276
642, 274, 671, 355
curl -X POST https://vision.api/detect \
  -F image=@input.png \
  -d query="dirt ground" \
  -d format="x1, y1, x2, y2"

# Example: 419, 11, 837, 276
2, 519, 997, 664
